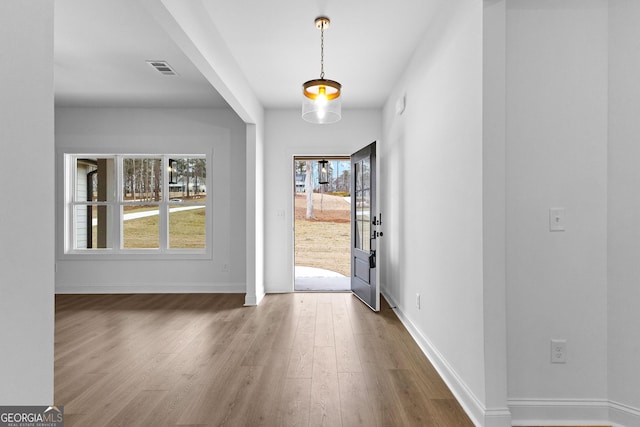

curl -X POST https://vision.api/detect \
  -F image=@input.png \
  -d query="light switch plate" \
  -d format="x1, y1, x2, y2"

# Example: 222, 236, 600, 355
549, 207, 566, 232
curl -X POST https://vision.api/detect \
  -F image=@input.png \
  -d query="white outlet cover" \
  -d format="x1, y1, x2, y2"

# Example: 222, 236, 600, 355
549, 207, 566, 232
551, 339, 567, 363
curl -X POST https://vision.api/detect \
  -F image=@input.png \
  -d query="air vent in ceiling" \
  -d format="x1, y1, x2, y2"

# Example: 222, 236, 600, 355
146, 60, 178, 76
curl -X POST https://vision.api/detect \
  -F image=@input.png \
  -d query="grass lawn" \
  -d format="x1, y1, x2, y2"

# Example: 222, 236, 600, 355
294, 219, 350, 276
294, 193, 352, 277
99, 208, 206, 249
123, 215, 159, 248
295, 193, 351, 276
169, 208, 206, 248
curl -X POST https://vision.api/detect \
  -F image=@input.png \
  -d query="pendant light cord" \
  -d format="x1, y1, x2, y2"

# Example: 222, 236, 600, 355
320, 25, 325, 79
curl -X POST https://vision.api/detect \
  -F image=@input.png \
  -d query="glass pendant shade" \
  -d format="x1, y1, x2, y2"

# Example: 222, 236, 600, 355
301, 17, 342, 124
302, 79, 342, 124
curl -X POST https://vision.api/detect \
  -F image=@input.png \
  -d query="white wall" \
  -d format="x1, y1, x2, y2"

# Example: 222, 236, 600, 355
505, 0, 609, 423
245, 123, 266, 305
263, 109, 381, 293
482, 1, 510, 424
55, 107, 246, 293
381, 0, 488, 424
608, 1, 640, 425
0, 0, 55, 404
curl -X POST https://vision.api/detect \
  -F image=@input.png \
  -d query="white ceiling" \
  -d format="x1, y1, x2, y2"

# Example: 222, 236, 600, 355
54, 0, 440, 110
54, 0, 229, 107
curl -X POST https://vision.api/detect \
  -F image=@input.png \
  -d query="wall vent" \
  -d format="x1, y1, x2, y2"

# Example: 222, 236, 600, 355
146, 60, 178, 76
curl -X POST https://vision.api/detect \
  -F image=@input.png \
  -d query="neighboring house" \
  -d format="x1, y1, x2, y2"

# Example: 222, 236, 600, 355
295, 173, 306, 193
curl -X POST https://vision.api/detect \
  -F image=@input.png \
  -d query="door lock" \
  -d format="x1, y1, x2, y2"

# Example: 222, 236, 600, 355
369, 250, 376, 268
371, 214, 383, 238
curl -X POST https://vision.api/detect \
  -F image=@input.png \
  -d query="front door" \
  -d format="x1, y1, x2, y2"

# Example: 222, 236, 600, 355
351, 142, 379, 311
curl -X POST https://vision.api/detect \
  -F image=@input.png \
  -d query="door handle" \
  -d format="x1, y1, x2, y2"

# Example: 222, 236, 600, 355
369, 250, 376, 268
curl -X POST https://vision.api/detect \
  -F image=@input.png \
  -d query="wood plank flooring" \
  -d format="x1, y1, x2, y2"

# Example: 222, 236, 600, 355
55, 293, 473, 426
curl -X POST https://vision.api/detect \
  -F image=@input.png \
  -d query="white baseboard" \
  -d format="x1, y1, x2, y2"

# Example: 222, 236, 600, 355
509, 395, 640, 426
244, 291, 265, 306
483, 409, 513, 427
610, 400, 640, 427
55, 282, 245, 294
509, 398, 614, 426
381, 288, 498, 427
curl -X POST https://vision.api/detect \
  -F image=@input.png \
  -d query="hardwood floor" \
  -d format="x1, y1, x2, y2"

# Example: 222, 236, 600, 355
55, 292, 473, 426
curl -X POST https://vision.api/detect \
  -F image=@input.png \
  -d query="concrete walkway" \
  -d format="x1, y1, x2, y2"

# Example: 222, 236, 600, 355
294, 266, 350, 291
123, 205, 204, 221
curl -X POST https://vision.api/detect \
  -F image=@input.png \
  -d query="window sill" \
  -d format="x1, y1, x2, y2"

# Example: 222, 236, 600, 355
61, 250, 212, 261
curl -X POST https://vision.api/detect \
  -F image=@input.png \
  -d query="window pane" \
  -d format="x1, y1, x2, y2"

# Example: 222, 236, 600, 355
168, 158, 206, 201
122, 204, 160, 249
353, 159, 371, 252
74, 205, 113, 249
361, 219, 370, 252
362, 158, 370, 190
76, 158, 115, 202
169, 205, 206, 249
356, 216, 363, 250
123, 158, 163, 202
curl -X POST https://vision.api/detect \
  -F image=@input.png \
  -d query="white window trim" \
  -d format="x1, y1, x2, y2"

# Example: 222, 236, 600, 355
63, 153, 212, 260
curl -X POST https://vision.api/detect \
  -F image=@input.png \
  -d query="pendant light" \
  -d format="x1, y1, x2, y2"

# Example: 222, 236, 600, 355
302, 17, 342, 124
318, 159, 329, 184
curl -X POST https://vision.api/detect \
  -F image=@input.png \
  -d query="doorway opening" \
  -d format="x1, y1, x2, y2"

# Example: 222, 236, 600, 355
293, 157, 351, 291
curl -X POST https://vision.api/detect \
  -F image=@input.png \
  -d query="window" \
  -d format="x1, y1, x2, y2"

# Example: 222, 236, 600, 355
65, 154, 208, 255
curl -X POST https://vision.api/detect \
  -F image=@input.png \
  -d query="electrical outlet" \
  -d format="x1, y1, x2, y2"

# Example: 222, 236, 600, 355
549, 208, 566, 232
551, 339, 567, 363
416, 293, 421, 310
